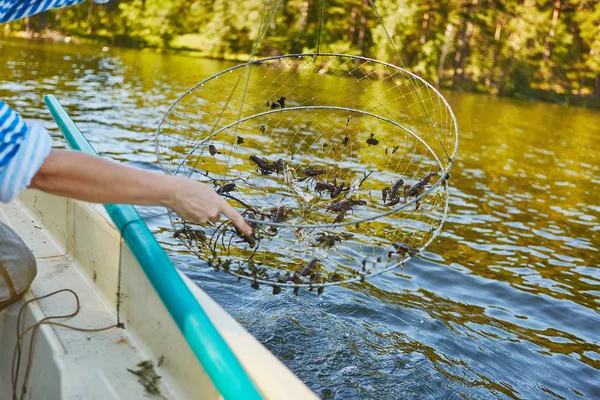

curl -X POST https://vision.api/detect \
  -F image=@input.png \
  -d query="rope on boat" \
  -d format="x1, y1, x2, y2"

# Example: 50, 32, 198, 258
11, 289, 119, 400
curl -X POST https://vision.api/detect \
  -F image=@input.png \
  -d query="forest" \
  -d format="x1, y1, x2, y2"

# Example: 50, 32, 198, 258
2, 0, 599, 104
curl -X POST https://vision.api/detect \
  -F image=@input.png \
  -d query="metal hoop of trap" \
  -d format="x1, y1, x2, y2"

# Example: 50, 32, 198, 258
156, 53, 458, 294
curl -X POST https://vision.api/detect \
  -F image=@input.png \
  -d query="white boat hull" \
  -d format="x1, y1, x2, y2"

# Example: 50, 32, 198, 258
0, 190, 316, 399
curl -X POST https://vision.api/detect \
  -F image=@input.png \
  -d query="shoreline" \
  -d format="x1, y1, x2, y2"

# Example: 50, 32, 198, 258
2, 31, 599, 110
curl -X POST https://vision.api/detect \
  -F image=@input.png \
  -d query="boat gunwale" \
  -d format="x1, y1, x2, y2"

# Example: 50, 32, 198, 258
44, 95, 263, 400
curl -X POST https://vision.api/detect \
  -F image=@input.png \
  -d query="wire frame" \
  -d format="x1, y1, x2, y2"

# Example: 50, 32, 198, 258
156, 54, 458, 294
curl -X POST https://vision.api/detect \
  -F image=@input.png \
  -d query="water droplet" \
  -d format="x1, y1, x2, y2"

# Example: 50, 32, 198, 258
340, 366, 360, 375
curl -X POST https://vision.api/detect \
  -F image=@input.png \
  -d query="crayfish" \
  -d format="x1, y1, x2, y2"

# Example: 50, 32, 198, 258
249, 155, 275, 175
382, 177, 405, 206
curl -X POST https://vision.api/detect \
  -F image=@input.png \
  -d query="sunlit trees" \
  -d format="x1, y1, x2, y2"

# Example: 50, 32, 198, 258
3, 0, 599, 100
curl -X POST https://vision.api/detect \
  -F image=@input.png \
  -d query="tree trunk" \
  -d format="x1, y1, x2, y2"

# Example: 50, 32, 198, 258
298, 0, 309, 33
25, 17, 31, 33
358, 14, 367, 54
453, 0, 478, 83
350, 7, 357, 45
461, 17, 475, 80
87, 0, 94, 35
293, 0, 310, 51
491, 11, 504, 88
452, 0, 470, 85
594, 74, 600, 99
357, 0, 368, 55
543, 0, 561, 65
419, 9, 430, 44
452, 23, 466, 85
494, 12, 503, 41
438, 23, 454, 87
502, 0, 534, 91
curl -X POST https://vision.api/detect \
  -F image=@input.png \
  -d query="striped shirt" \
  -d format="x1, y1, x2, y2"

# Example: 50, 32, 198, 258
0, 0, 85, 23
1, 0, 87, 202
0, 101, 52, 202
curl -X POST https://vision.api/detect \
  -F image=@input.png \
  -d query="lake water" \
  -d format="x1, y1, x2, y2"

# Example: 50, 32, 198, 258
1, 38, 599, 399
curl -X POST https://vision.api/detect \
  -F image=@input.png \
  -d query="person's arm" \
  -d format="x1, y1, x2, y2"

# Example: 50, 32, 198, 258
30, 149, 252, 235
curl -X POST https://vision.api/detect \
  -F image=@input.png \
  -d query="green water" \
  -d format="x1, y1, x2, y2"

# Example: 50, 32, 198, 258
2, 38, 600, 399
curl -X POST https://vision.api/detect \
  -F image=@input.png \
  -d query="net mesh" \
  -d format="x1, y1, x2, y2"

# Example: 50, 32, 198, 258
156, 54, 458, 294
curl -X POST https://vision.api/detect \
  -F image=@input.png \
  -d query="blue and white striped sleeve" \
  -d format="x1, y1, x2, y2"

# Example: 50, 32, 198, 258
0, 0, 86, 24
0, 100, 53, 203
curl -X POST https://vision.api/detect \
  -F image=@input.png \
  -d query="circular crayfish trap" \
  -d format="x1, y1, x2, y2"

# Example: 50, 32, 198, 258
156, 54, 458, 295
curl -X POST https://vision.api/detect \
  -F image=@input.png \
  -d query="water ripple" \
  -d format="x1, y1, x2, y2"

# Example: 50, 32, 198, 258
2, 38, 600, 399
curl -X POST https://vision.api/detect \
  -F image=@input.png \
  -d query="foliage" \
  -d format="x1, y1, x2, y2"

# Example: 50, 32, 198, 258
2, 0, 600, 99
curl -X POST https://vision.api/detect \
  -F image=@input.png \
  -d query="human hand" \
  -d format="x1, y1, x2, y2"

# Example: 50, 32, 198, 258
31, 150, 253, 237
169, 177, 252, 236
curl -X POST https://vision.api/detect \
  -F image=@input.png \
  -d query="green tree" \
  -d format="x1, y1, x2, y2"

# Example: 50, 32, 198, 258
3, 0, 599, 103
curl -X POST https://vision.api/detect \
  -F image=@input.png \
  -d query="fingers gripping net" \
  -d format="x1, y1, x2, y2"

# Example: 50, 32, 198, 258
156, 54, 458, 295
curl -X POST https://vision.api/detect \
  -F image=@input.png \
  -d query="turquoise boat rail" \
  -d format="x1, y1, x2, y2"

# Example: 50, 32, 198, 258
44, 95, 263, 400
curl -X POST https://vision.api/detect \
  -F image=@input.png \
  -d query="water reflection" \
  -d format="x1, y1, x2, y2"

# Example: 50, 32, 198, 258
2, 38, 600, 399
